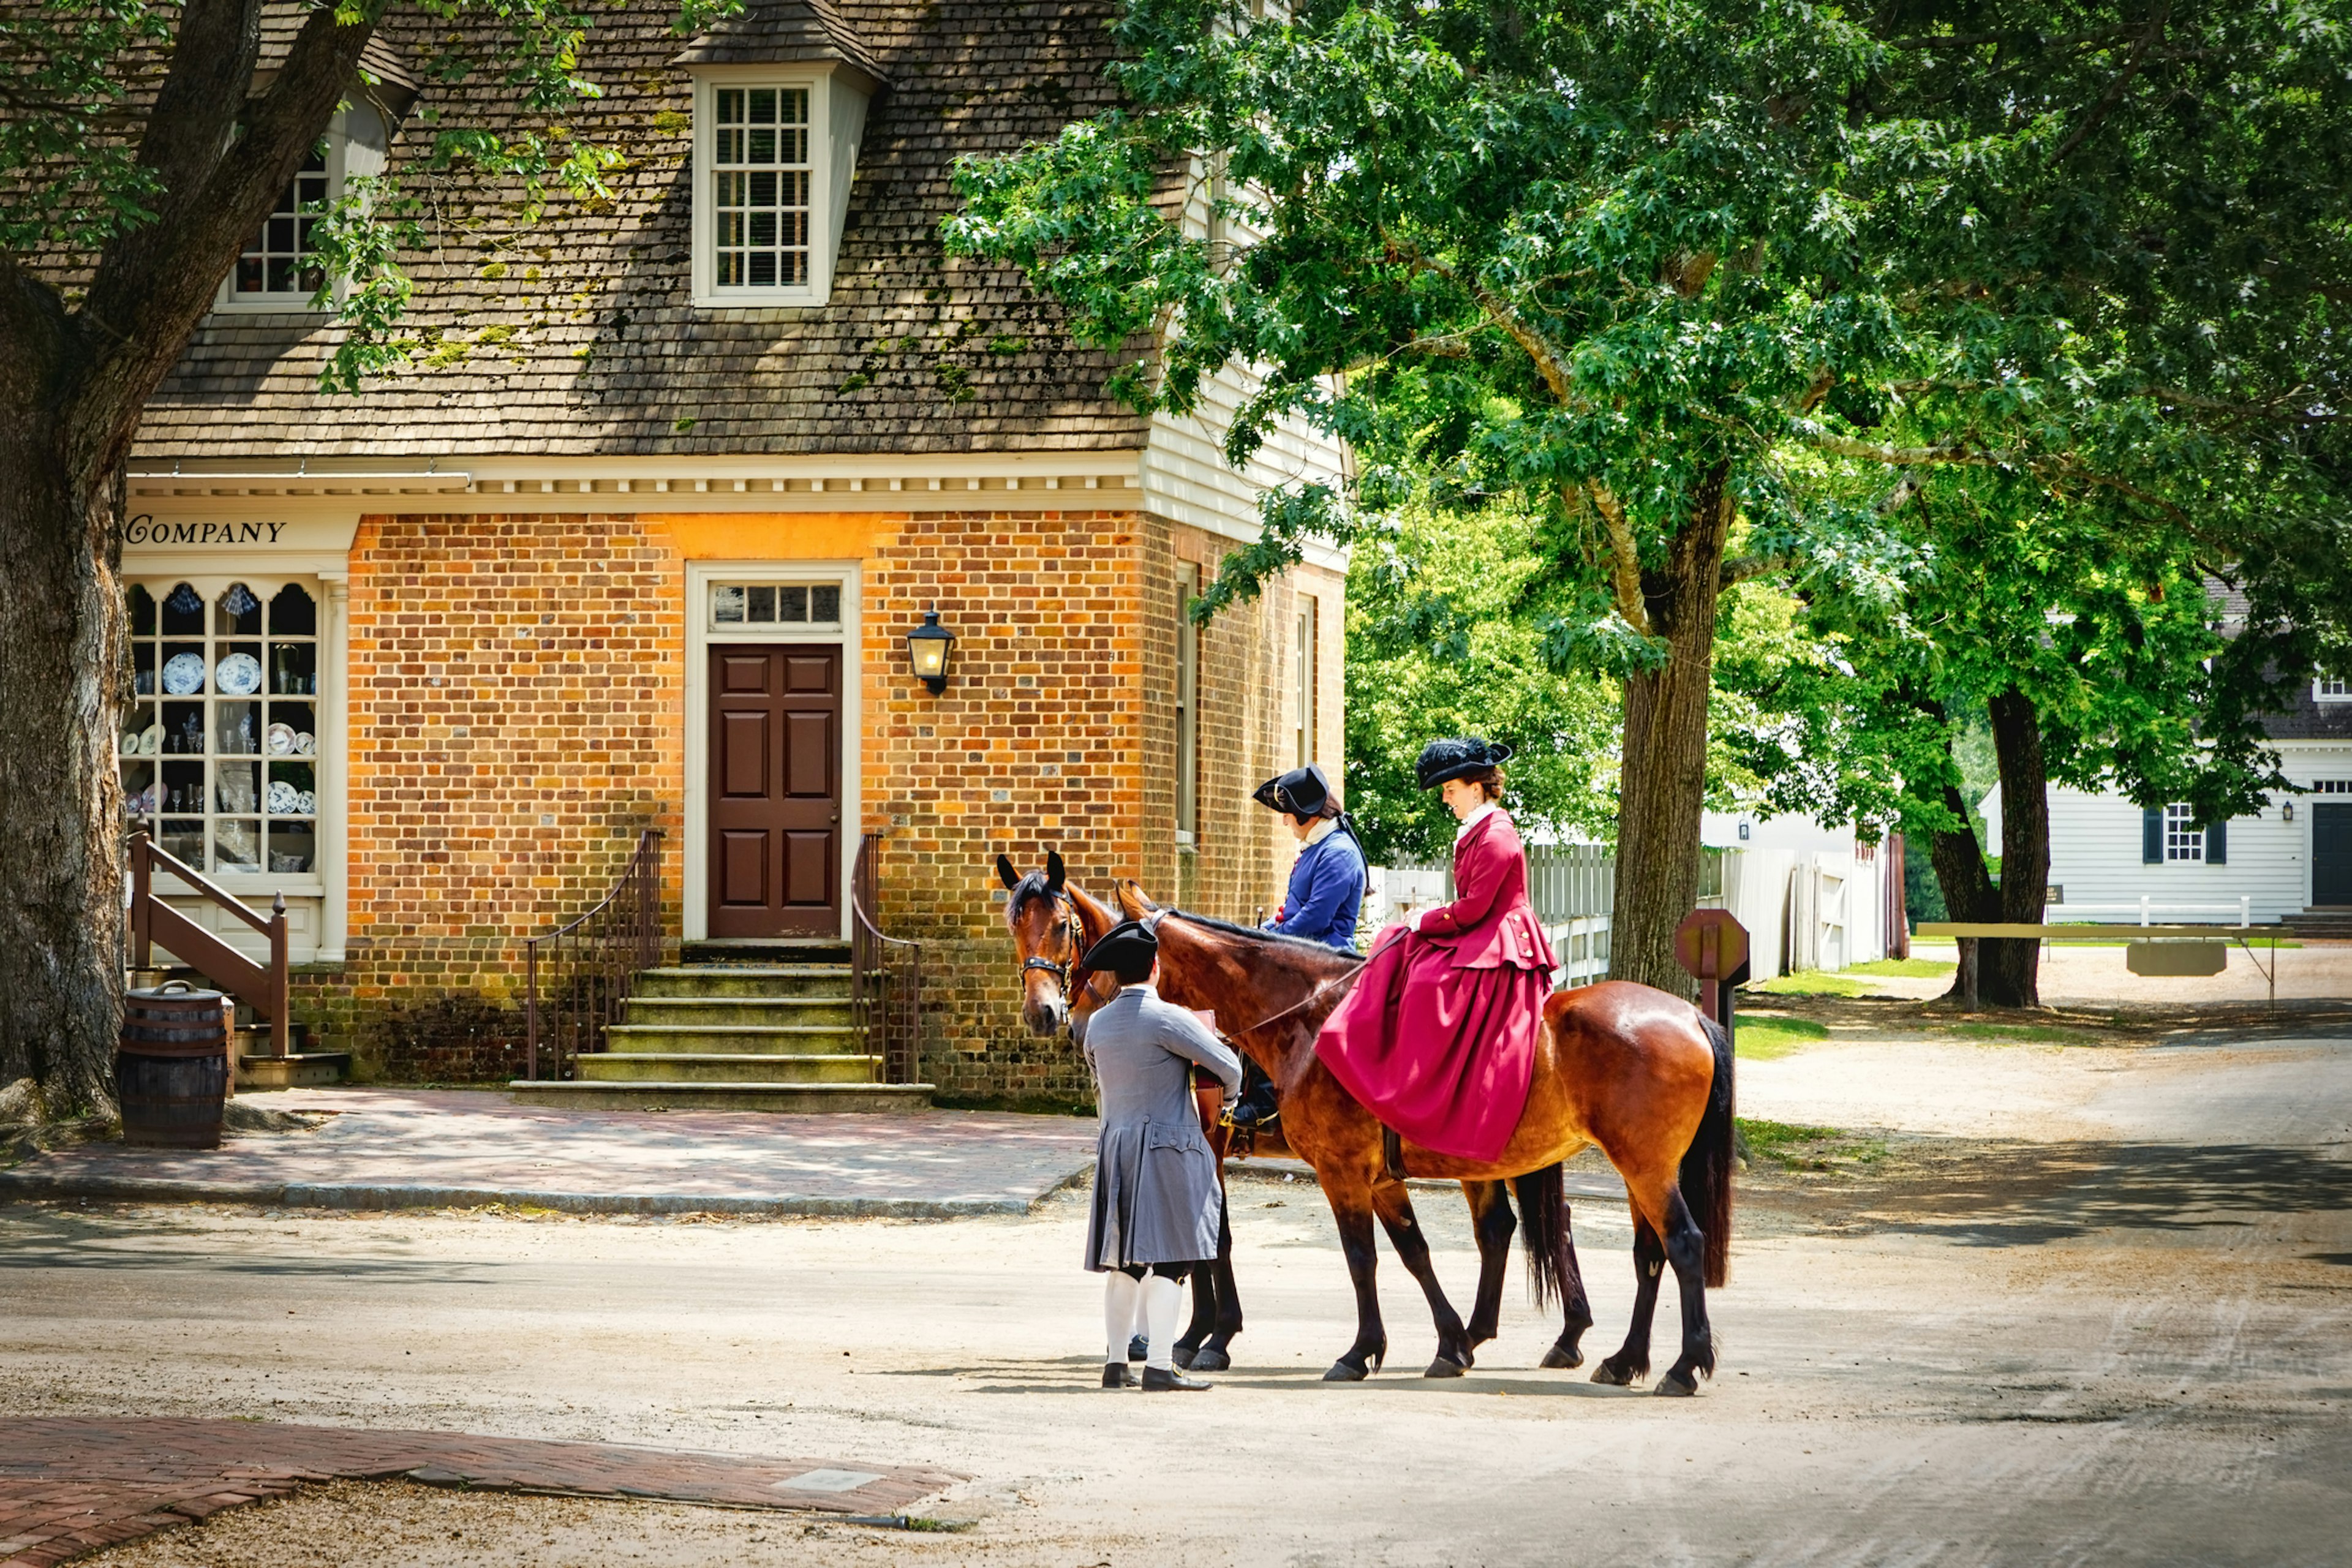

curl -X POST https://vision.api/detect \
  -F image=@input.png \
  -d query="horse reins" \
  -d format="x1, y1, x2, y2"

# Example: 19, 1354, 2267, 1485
1141, 907, 1367, 1040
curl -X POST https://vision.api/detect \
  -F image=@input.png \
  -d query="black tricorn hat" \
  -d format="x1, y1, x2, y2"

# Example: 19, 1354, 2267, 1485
1414, 736, 1513, 790
1252, 763, 1337, 818
1071, 919, 1158, 990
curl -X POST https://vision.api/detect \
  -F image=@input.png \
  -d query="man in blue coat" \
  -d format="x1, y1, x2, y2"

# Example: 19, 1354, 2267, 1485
1229, 763, 1367, 1130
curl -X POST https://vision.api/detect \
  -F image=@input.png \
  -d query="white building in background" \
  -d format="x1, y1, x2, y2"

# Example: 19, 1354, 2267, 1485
1988, 679, 2352, 925
1700, 812, 1904, 982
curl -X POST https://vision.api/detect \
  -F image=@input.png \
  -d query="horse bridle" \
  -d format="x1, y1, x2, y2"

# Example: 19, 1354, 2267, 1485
1020, 891, 1090, 1028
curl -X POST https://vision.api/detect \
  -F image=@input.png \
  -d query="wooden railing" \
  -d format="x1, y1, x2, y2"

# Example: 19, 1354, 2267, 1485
129, 830, 290, 1057
851, 832, 923, 1084
523, 829, 663, 1082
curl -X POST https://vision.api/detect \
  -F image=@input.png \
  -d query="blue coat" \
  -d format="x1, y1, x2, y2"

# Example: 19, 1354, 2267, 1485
1267, 824, 1366, 952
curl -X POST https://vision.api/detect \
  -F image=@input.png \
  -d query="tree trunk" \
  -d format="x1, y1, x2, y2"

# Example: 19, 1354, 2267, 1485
1929, 775, 1999, 1008
1608, 472, 1734, 995
1928, 690, 2049, 1009
0, 371, 128, 1116
1980, 687, 2048, 1008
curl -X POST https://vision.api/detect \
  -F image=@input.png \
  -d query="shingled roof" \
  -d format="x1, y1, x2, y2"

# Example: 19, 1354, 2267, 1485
671, 0, 889, 87
135, 0, 1150, 462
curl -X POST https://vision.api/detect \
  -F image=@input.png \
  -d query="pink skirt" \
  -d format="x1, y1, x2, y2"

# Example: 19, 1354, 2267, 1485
1313, 924, 1546, 1163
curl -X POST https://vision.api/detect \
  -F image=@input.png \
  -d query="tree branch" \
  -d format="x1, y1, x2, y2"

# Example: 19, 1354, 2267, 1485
1586, 482, 1653, 635
2050, 3, 2168, 166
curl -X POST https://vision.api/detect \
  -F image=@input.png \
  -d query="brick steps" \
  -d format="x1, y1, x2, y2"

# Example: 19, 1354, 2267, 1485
579, 1052, 883, 1084
508, 1081, 933, 1113
512, 960, 931, 1112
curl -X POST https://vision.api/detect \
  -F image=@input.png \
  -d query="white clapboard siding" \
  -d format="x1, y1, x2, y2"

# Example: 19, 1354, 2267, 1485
2044, 782, 2307, 922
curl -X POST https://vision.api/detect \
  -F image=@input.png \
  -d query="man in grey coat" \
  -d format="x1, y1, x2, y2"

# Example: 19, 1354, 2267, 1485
1076, 919, 1244, 1391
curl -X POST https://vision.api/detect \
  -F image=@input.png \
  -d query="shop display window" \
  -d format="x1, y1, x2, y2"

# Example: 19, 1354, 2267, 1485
121, 579, 320, 875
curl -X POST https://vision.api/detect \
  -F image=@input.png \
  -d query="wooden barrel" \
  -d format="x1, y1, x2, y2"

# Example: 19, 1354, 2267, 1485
119, 982, 229, 1149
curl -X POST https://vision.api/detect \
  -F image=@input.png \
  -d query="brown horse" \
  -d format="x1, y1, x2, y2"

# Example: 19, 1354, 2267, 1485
1000, 852, 1585, 1379
1117, 880, 1735, 1396
995, 852, 1249, 1370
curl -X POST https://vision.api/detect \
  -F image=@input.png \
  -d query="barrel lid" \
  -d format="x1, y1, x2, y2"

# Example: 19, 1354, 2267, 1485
127, 979, 224, 1004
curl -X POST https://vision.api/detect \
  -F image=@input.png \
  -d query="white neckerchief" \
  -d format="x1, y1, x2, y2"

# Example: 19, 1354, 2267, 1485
1302, 816, 1338, 848
1120, 982, 1157, 999
1455, 802, 1498, 843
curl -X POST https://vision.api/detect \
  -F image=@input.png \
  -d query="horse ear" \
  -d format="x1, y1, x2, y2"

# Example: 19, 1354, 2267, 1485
995, 854, 1020, 891
1045, 850, 1066, 892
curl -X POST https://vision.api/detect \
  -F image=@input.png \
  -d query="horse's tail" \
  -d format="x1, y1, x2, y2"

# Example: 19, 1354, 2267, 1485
1681, 1013, 1736, 1288
1511, 1164, 1574, 1311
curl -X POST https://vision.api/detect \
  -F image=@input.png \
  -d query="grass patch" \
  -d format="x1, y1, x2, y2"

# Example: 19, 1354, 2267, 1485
1735, 1117, 1892, 1172
1753, 970, 1875, 997
1733, 1016, 1830, 1060
1844, 957, 1956, 978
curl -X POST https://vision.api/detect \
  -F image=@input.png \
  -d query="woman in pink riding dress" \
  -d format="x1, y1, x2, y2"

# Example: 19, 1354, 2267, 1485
1313, 737, 1556, 1163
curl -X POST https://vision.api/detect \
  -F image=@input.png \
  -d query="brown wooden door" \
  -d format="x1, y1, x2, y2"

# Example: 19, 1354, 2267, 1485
707, 645, 841, 937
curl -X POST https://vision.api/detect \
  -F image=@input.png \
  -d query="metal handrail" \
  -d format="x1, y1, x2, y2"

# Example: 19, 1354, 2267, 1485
850, 832, 923, 1084
129, 831, 291, 1056
524, 829, 663, 1082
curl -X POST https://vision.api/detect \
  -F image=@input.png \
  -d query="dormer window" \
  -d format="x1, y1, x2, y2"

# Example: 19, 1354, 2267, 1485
235, 148, 332, 300
686, 65, 873, 308
214, 106, 391, 314
714, 86, 813, 288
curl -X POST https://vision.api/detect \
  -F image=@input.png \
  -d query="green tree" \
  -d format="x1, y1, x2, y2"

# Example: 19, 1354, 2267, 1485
1, 0, 673, 1114
948, 0, 2352, 993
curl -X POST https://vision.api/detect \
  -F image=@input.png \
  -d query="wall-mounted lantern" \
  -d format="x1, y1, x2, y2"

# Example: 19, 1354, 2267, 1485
906, 606, 955, 695
2283, 800, 2296, 823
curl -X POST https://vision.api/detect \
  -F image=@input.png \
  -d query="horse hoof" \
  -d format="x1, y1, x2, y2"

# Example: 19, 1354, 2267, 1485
1323, 1360, 1368, 1382
1171, 1346, 1196, 1370
1590, 1361, 1640, 1387
1540, 1346, 1585, 1371
1654, 1370, 1698, 1398
1423, 1354, 1468, 1379
1189, 1347, 1231, 1373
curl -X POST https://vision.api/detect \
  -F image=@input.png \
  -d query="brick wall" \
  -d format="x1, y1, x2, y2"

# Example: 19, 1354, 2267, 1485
284, 504, 1343, 1097
301, 511, 687, 1079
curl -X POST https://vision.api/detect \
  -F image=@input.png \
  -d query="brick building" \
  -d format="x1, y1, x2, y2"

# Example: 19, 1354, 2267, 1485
124, 1, 1347, 1099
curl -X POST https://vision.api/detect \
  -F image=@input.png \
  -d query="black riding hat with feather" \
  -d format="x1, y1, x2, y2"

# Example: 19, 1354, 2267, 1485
1414, 736, 1513, 790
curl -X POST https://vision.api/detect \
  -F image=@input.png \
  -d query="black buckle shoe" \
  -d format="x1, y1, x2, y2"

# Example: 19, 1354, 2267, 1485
1141, 1365, 1212, 1392
1127, 1333, 1150, 1362
1102, 1362, 1137, 1388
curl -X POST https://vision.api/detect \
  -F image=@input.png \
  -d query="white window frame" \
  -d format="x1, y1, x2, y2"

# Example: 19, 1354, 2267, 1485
211, 108, 386, 314
688, 67, 867, 309
2163, 802, 2204, 863
2316, 673, 2351, 703
1175, 563, 1200, 846
681, 560, 862, 943
1295, 595, 1317, 769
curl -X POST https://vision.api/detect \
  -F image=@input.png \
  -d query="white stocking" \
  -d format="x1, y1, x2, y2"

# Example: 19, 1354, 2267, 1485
1142, 1273, 1185, 1371
1102, 1270, 1140, 1365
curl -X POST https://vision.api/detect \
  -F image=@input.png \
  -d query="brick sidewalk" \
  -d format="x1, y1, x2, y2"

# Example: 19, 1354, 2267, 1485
0, 1089, 1098, 1217
0, 1418, 963, 1568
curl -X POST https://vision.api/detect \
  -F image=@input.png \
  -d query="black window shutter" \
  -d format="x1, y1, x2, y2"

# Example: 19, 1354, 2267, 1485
2206, 817, 2227, 865
2143, 808, 2162, 864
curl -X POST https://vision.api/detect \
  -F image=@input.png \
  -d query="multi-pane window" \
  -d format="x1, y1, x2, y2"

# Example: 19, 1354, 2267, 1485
2318, 673, 2350, 701
2163, 802, 2204, 862
1295, 597, 1318, 767
233, 149, 330, 299
712, 87, 812, 289
1175, 565, 1200, 840
710, 581, 840, 629
120, 581, 320, 876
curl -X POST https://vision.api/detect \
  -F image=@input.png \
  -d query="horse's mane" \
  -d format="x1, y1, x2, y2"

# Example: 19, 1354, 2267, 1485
1004, 871, 1057, 917
1157, 907, 1367, 971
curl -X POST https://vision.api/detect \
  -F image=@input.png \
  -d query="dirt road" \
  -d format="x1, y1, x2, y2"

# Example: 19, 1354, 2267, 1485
4, 1017, 2348, 1567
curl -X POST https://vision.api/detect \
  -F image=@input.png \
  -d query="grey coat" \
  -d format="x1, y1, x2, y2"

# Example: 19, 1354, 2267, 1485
1081, 984, 1245, 1270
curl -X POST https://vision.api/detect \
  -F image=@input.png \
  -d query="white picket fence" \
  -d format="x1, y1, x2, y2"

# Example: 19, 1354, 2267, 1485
1370, 843, 1615, 988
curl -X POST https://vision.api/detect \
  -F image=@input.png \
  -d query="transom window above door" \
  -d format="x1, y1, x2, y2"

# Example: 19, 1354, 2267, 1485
709, 582, 842, 630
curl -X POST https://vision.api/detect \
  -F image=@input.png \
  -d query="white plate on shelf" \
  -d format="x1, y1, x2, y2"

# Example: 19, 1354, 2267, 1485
139, 723, 163, 756
215, 652, 262, 696
162, 653, 206, 695
266, 722, 295, 755
267, 780, 301, 814
295, 731, 314, 754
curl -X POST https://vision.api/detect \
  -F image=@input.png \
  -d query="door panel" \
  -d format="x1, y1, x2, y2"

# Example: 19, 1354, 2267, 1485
2316, 804, 2352, 906
707, 644, 842, 937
